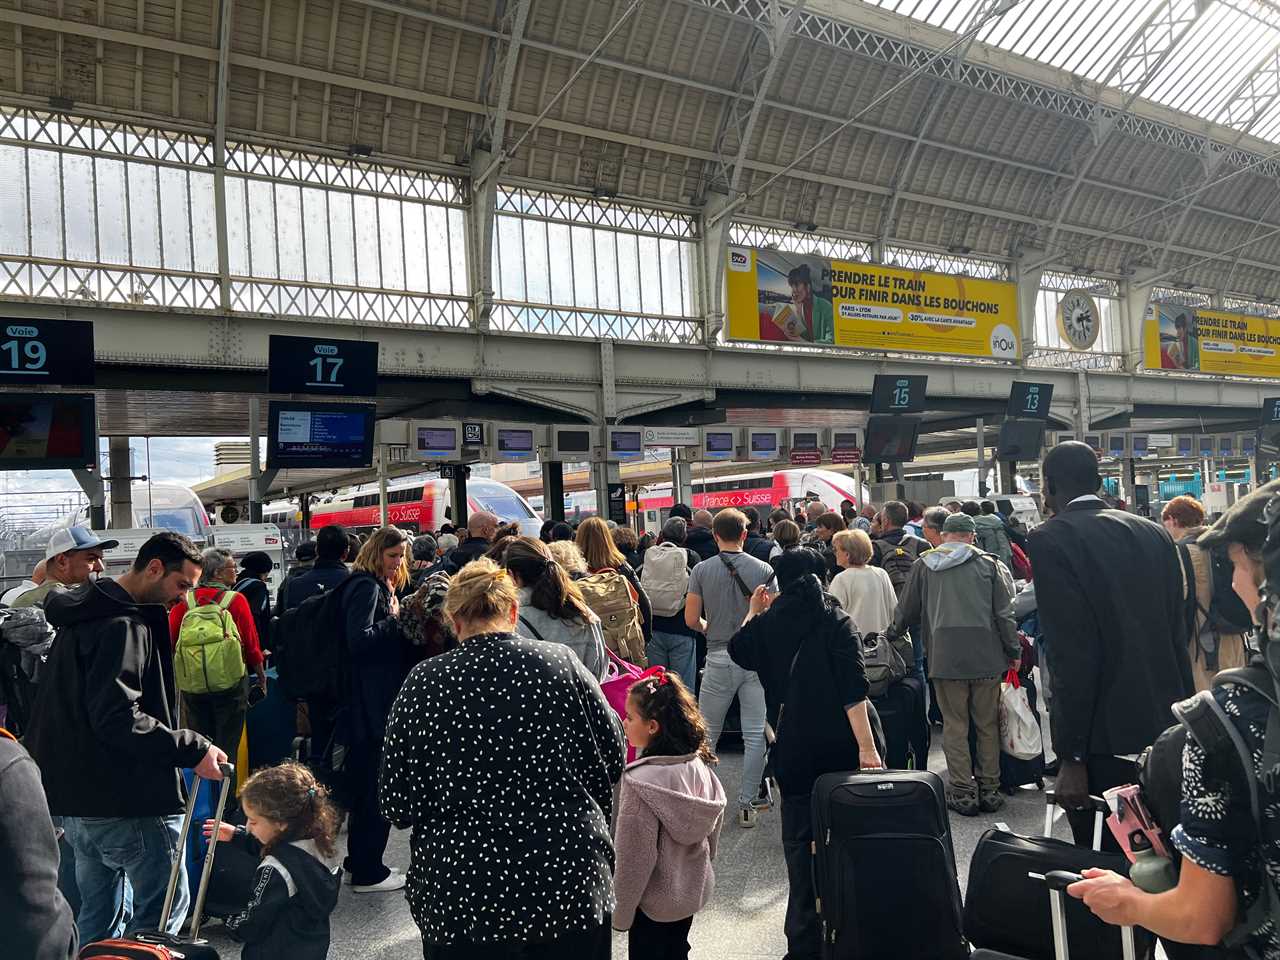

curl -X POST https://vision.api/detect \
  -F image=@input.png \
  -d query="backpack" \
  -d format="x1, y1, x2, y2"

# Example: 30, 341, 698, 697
874, 537, 924, 596
1009, 542, 1032, 581
861, 630, 913, 699
1178, 542, 1255, 671
640, 543, 689, 617
1137, 654, 1279, 956
274, 577, 353, 703
974, 518, 1013, 566
579, 569, 646, 666
174, 591, 247, 695
0, 608, 55, 737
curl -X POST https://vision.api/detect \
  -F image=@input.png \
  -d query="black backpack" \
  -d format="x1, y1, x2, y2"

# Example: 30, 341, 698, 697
874, 536, 924, 596
1178, 542, 1255, 668
274, 575, 353, 704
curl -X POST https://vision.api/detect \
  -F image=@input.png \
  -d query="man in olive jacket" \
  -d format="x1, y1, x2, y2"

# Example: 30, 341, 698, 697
25, 532, 228, 945
890, 512, 1020, 816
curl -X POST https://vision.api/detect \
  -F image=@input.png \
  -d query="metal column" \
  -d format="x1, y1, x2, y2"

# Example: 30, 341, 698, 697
377, 446, 389, 528
671, 449, 694, 507
592, 460, 622, 524
108, 436, 133, 529
976, 417, 987, 496
542, 461, 565, 522
246, 398, 277, 524
450, 469, 469, 529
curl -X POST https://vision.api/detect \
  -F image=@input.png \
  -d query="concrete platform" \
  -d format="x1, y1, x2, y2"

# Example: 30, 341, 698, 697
200, 737, 1073, 960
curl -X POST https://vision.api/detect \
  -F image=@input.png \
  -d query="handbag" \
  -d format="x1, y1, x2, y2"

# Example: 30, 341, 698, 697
999, 669, 1043, 761
600, 647, 645, 763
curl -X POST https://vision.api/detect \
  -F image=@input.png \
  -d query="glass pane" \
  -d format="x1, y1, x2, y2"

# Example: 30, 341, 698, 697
616, 233, 641, 312
329, 192, 355, 286
378, 197, 405, 291
189, 172, 217, 274
496, 216, 525, 300
448, 208, 468, 297
96, 157, 128, 265
548, 223, 573, 306
63, 154, 96, 263
522, 219, 550, 303
301, 187, 329, 284
403, 203, 428, 293
275, 184, 304, 282
159, 167, 191, 271
594, 230, 619, 311
247, 179, 277, 279
680, 242, 695, 316
659, 239, 683, 316
0, 145, 28, 256
224, 176, 249, 277
353, 194, 380, 288
638, 235, 662, 315
127, 163, 160, 268
570, 225, 596, 308
29, 149, 63, 260
425, 205, 450, 294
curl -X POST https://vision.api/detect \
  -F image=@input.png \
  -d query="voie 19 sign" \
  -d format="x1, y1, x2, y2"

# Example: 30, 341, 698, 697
0, 318, 94, 385
268, 334, 378, 396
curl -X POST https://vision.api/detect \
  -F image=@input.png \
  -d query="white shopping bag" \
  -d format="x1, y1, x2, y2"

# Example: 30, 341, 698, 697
998, 670, 1043, 760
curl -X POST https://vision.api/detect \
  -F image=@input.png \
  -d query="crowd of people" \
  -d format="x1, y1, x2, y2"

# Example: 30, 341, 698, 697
2, 438, 1276, 960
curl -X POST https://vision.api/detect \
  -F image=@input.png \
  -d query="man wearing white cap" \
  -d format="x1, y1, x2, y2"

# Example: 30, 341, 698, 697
12, 526, 119, 609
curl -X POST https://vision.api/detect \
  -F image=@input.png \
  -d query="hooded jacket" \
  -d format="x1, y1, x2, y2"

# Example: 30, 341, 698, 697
685, 526, 719, 562
890, 542, 1020, 681
612, 753, 725, 929
514, 586, 608, 680
224, 833, 342, 960
972, 514, 1014, 569
24, 579, 209, 817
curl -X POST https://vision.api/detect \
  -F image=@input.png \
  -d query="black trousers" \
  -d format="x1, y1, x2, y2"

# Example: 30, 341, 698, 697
422, 922, 611, 959
1065, 754, 1137, 852
781, 793, 822, 960
628, 909, 692, 960
180, 676, 248, 761
343, 738, 392, 886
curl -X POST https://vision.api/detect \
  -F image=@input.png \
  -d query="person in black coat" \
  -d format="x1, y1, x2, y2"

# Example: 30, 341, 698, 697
685, 510, 720, 562
1028, 442, 1194, 849
340, 526, 412, 892
728, 550, 883, 960
235, 551, 275, 649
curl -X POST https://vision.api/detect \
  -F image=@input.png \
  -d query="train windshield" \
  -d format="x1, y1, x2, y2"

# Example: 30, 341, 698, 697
470, 484, 536, 521
135, 486, 211, 538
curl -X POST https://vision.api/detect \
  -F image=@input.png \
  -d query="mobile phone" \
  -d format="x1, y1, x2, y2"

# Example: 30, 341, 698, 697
247, 683, 267, 707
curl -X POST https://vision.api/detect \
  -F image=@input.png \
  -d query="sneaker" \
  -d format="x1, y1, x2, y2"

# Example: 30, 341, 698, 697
738, 806, 759, 829
946, 794, 979, 817
350, 868, 405, 892
979, 792, 1006, 814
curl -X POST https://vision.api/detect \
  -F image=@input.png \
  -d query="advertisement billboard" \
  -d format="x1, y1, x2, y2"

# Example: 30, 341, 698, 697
1145, 302, 1280, 377
725, 247, 1019, 360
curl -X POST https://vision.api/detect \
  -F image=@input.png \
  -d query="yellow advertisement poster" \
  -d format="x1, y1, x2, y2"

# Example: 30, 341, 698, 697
724, 247, 1020, 360
1144, 301, 1280, 377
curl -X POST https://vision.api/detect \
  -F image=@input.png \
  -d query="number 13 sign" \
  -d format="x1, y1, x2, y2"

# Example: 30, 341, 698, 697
0, 318, 95, 385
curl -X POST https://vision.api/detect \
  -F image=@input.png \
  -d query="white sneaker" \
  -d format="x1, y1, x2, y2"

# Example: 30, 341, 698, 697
350, 868, 405, 893
738, 806, 759, 829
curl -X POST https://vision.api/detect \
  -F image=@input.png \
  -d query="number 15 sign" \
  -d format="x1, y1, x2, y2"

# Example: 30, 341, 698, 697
268, 334, 379, 397
0, 318, 95, 385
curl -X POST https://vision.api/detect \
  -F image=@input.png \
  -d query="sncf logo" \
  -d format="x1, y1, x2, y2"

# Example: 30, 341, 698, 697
728, 249, 750, 272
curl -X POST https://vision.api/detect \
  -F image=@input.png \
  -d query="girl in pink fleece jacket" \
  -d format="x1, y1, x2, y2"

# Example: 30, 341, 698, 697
615, 668, 727, 959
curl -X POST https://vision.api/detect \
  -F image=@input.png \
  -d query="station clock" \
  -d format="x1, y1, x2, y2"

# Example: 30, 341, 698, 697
1056, 289, 1101, 351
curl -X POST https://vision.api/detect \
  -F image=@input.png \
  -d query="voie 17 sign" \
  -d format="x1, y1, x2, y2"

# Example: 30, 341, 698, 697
0, 318, 94, 385
268, 334, 378, 396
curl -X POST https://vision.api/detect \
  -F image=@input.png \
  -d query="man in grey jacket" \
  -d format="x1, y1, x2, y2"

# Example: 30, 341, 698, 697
889, 512, 1020, 816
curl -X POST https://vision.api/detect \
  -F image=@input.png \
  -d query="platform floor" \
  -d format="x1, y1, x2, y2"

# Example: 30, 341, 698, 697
201, 735, 1066, 960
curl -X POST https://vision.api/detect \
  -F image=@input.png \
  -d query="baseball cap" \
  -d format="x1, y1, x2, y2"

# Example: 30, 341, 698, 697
46, 526, 119, 560
943, 513, 977, 535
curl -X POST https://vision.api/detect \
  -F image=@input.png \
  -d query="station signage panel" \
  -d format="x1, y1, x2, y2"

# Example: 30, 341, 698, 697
266, 402, 375, 469
870, 374, 927, 414
788, 428, 823, 466
551, 426, 598, 461
607, 483, 628, 525
1007, 381, 1053, 420
641, 426, 700, 447
747, 428, 782, 462
701, 427, 738, 461
491, 425, 539, 463
724, 248, 1019, 360
0, 318, 95, 386
268, 334, 378, 396
831, 429, 861, 464
0, 393, 97, 469
463, 422, 485, 446
411, 422, 462, 461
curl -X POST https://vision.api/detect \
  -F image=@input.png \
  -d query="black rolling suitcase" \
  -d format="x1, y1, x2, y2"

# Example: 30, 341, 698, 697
965, 792, 1153, 960
811, 769, 967, 959
79, 763, 235, 960
872, 676, 929, 769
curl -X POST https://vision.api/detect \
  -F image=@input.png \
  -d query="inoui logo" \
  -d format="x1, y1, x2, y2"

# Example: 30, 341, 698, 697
314, 344, 339, 356
5, 325, 37, 338
989, 324, 1017, 359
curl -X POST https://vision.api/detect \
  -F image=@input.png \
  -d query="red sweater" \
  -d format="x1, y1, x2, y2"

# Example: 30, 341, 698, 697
168, 586, 265, 672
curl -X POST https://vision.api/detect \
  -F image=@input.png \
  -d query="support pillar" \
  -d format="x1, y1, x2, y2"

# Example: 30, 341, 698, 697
976, 417, 987, 496
469, 148, 498, 332
699, 191, 731, 345
1013, 253, 1044, 361
376, 446, 389, 528
300, 493, 312, 537
1121, 271, 1158, 373
450, 469, 469, 529
1074, 371, 1088, 437
592, 460, 622, 524
246, 398, 277, 524
108, 436, 133, 529
671, 449, 695, 508
1125, 458, 1138, 513
998, 459, 1016, 495
542, 461, 565, 522
72, 468, 106, 531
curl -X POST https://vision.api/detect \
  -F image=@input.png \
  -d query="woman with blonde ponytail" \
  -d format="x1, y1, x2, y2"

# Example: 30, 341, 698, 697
379, 558, 626, 959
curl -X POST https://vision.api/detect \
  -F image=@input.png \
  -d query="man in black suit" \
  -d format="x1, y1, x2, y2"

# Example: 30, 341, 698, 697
1029, 442, 1193, 849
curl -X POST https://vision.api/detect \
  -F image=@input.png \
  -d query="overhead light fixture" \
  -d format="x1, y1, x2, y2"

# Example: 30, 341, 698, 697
346, 143, 374, 158
947, 243, 972, 255
795, 220, 818, 233
592, 186, 616, 200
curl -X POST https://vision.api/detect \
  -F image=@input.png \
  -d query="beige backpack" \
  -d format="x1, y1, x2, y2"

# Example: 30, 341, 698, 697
578, 569, 646, 666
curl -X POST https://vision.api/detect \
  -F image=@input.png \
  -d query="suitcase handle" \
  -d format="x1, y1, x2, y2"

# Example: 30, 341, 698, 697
1028, 870, 1137, 960
159, 762, 236, 940
1043, 790, 1109, 849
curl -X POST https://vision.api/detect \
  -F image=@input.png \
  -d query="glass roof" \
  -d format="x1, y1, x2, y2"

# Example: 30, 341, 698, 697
864, 0, 1280, 143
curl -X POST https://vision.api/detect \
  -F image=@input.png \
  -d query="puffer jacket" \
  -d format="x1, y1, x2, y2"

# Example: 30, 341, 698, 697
514, 587, 608, 680
972, 514, 1014, 570
612, 753, 725, 929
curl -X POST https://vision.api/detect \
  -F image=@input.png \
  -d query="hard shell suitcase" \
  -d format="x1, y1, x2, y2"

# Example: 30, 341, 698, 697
79, 763, 234, 960
964, 792, 1153, 960
811, 769, 967, 959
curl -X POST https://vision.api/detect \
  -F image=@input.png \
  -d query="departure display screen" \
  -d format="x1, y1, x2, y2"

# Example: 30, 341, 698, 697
268, 402, 374, 469
610, 430, 642, 454
557, 429, 592, 454
416, 427, 458, 456
996, 420, 1044, 460
791, 431, 820, 450
863, 416, 919, 462
497, 429, 534, 454
0, 394, 96, 469
750, 432, 778, 454
705, 432, 735, 454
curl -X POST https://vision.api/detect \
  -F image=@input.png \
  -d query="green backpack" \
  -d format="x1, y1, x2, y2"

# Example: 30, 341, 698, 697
174, 591, 246, 695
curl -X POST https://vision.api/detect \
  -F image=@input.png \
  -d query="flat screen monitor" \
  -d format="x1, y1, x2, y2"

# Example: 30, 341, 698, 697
703, 429, 737, 460
1107, 434, 1127, 458
608, 428, 643, 461
1219, 436, 1234, 458
0, 393, 96, 469
414, 425, 460, 460
996, 420, 1044, 460
553, 427, 595, 460
870, 374, 927, 414
831, 430, 859, 450
789, 429, 821, 451
267, 402, 375, 469
1198, 435, 1214, 458
1177, 435, 1194, 457
495, 427, 536, 461
748, 430, 781, 460
862, 416, 920, 462
1244, 435, 1257, 455
1131, 434, 1150, 458
1083, 434, 1102, 452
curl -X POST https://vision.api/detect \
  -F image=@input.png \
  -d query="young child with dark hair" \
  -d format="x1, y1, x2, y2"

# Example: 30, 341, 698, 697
614, 668, 727, 959
203, 762, 342, 960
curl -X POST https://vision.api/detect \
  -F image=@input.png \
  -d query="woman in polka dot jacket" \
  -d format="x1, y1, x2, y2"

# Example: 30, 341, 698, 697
379, 558, 627, 960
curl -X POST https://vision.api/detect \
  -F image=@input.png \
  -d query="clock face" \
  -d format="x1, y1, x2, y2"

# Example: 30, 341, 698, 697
1057, 290, 1100, 350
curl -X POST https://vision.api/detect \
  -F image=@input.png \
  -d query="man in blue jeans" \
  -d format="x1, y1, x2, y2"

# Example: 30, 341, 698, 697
26, 532, 228, 943
641, 516, 700, 686
685, 508, 776, 828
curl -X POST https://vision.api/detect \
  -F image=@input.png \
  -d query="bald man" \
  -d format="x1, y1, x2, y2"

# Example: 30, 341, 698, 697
1, 560, 46, 606
686, 509, 719, 561
444, 511, 500, 573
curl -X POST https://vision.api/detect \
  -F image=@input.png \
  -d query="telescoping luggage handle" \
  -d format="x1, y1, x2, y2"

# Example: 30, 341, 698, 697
160, 762, 235, 942
1027, 870, 1137, 960
1044, 789, 1110, 851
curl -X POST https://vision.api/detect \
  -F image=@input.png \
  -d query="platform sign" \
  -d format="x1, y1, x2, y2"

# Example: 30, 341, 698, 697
871, 374, 927, 414
724, 249, 1019, 360
607, 483, 627, 525
0, 318, 95, 385
642, 426, 700, 447
789, 428, 823, 466
1007, 381, 1053, 420
831, 429, 862, 465
267, 402, 375, 469
268, 334, 378, 396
